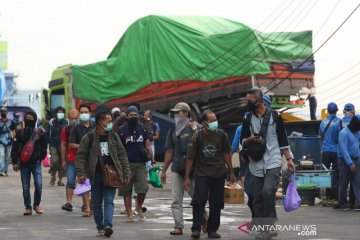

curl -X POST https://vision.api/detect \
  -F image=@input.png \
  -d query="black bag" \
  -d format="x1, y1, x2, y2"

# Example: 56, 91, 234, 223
245, 109, 272, 162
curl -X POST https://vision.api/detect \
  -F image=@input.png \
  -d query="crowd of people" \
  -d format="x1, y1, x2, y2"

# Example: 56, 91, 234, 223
1, 88, 358, 239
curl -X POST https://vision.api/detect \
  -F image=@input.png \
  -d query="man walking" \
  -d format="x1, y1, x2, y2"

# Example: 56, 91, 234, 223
11, 110, 47, 215
117, 106, 156, 222
47, 106, 68, 186
240, 89, 295, 240
160, 102, 207, 235
61, 109, 79, 212
185, 110, 236, 239
0, 106, 16, 176
69, 104, 95, 216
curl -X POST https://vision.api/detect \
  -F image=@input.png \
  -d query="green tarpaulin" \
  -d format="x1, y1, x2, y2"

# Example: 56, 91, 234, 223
72, 15, 313, 103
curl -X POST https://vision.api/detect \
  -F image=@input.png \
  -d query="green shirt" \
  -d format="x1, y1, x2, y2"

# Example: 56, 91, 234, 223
187, 129, 231, 177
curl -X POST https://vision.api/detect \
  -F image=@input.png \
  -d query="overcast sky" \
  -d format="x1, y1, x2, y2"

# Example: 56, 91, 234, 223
1, 0, 360, 113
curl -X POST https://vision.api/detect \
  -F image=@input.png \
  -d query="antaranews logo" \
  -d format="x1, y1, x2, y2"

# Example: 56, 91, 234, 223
238, 222, 317, 237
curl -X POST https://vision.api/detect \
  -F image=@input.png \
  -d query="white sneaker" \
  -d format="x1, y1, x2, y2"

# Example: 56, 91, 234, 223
0, 172, 5, 176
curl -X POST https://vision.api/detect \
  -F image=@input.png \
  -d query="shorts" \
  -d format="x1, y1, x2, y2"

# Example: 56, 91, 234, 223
66, 162, 76, 189
118, 163, 149, 196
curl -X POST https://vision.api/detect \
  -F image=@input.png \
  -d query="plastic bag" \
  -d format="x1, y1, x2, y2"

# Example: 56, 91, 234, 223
74, 178, 91, 196
284, 173, 302, 212
149, 165, 163, 188
42, 154, 50, 168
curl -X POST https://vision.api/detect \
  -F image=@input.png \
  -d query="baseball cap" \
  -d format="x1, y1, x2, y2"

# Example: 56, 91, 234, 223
344, 103, 355, 112
327, 102, 338, 113
0, 106, 7, 112
263, 94, 271, 108
126, 106, 139, 114
111, 107, 121, 114
170, 102, 191, 112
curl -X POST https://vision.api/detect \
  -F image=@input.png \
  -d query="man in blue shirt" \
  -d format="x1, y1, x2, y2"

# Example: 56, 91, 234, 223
337, 115, 360, 210
332, 103, 356, 209
117, 106, 155, 222
319, 102, 340, 205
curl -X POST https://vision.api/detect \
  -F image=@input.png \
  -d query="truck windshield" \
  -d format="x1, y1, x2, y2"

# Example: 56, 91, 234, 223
50, 88, 65, 110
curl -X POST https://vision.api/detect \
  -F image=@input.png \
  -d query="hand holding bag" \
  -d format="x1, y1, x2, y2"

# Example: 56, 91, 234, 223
284, 173, 302, 212
74, 178, 91, 196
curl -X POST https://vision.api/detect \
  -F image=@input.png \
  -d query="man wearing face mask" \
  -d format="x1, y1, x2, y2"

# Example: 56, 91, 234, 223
69, 104, 95, 216
0, 106, 16, 176
160, 102, 207, 236
46, 106, 68, 186
60, 109, 80, 212
185, 110, 236, 239
112, 109, 127, 132
11, 110, 47, 215
117, 106, 155, 222
240, 89, 295, 239
338, 115, 360, 211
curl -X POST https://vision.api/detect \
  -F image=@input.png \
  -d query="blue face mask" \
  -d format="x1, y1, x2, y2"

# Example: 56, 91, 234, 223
57, 112, 65, 120
104, 122, 113, 132
207, 121, 218, 131
80, 113, 90, 122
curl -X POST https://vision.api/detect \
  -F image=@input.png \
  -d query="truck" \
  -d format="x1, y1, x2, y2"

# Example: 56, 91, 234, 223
41, 15, 316, 160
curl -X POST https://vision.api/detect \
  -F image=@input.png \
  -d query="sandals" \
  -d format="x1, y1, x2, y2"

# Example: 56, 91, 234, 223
82, 211, 91, 217
50, 176, 56, 185
170, 227, 183, 235
137, 210, 146, 222
127, 215, 134, 222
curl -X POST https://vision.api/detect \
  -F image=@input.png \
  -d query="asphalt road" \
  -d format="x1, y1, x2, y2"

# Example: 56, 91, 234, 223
0, 165, 359, 240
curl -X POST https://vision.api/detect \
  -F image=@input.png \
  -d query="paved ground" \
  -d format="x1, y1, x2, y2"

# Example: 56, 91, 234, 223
0, 165, 359, 240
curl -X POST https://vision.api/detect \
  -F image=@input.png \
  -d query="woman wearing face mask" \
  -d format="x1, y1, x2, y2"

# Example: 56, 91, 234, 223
46, 106, 68, 186
11, 110, 48, 215
76, 110, 131, 237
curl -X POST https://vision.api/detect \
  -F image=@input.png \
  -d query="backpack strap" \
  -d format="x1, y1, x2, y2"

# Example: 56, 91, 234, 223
321, 117, 336, 141
259, 109, 272, 139
339, 119, 343, 130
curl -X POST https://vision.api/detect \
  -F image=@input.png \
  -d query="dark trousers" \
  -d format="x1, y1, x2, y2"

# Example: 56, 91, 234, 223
243, 165, 255, 218
191, 175, 225, 233
322, 152, 338, 200
338, 158, 360, 208
252, 167, 280, 226
309, 97, 317, 120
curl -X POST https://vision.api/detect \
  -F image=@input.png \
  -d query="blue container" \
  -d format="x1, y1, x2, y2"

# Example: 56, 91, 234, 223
288, 135, 321, 165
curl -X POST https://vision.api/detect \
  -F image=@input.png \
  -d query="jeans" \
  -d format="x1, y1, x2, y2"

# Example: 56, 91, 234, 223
191, 175, 225, 233
171, 172, 195, 229
252, 167, 281, 226
243, 165, 255, 218
92, 172, 116, 230
338, 158, 360, 208
0, 144, 11, 174
20, 162, 42, 209
66, 162, 76, 189
322, 152, 338, 200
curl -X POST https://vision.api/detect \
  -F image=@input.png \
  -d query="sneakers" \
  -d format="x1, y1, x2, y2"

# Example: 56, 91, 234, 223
104, 227, 113, 238
339, 206, 350, 211
61, 203, 73, 212
33, 206, 43, 214
23, 208, 32, 216
208, 232, 221, 238
0, 172, 5, 176
354, 206, 360, 211
191, 231, 201, 238
96, 230, 105, 237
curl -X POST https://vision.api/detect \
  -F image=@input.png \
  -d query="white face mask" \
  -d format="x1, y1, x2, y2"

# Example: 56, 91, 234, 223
57, 112, 65, 120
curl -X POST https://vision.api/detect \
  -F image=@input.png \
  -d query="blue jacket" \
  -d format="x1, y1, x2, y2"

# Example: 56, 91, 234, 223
332, 115, 352, 145
319, 115, 340, 152
338, 127, 360, 166
231, 125, 242, 153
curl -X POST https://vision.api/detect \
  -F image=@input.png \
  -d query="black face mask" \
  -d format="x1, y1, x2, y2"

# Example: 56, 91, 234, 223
24, 119, 36, 128
128, 117, 138, 128
113, 112, 120, 120
1, 113, 6, 119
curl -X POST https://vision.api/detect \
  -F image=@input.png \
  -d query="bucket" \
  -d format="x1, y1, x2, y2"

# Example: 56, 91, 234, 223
297, 183, 316, 206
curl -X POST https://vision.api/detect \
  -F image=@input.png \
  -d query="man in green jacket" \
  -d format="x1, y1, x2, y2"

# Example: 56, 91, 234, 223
76, 109, 131, 238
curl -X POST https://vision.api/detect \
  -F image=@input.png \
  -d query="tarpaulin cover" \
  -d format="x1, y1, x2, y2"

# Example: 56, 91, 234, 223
72, 15, 313, 103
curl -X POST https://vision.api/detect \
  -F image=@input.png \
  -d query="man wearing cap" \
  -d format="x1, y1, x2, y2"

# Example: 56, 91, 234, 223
117, 106, 155, 222
332, 103, 356, 209
0, 106, 16, 176
319, 102, 340, 206
337, 115, 360, 211
160, 102, 207, 235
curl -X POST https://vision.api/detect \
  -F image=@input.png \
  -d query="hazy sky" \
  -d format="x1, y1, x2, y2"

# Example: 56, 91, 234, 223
1, 0, 360, 112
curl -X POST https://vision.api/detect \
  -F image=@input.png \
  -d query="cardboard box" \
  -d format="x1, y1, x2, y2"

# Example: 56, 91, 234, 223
224, 184, 244, 204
